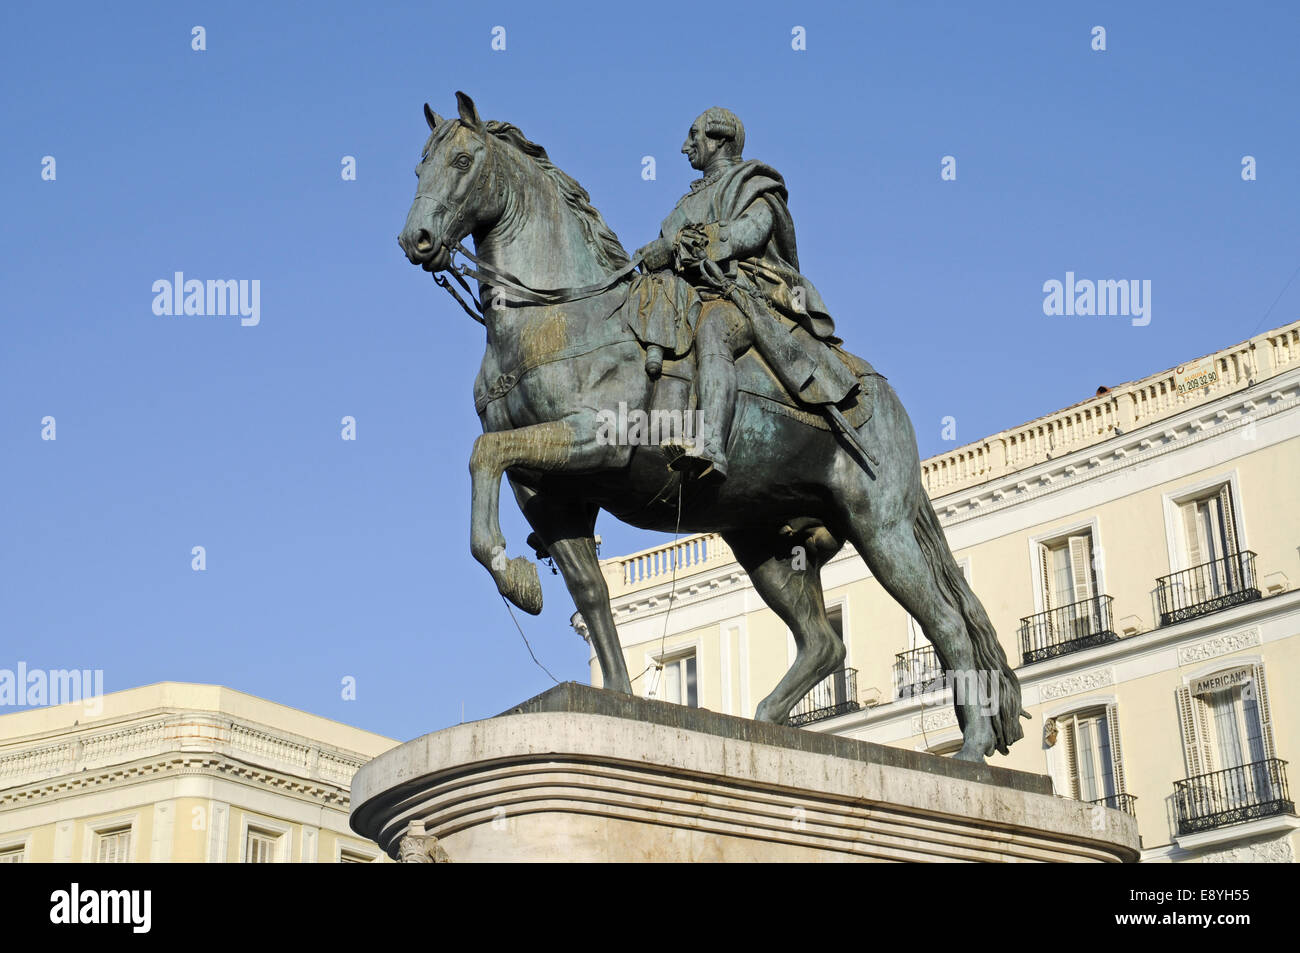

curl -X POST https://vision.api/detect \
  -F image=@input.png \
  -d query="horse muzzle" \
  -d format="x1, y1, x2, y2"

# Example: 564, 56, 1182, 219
398, 228, 451, 272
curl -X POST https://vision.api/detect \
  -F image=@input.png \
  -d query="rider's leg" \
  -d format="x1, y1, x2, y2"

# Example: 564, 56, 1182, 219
670, 299, 750, 481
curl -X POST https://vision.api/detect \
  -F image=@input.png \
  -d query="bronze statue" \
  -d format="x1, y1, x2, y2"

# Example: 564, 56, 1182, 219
633, 107, 859, 483
397, 93, 1027, 761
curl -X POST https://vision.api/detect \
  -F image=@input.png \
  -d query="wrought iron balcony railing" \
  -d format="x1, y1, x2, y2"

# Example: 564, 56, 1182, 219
1018, 595, 1118, 666
893, 645, 944, 699
1173, 758, 1294, 836
1156, 550, 1260, 626
788, 667, 860, 728
1087, 793, 1138, 817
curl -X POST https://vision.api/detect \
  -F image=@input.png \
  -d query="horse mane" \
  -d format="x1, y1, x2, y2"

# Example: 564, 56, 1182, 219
484, 120, 631, 271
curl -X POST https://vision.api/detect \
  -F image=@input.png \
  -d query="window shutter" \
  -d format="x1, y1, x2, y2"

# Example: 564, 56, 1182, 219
1177, 686, 1206, 777
1195, 694, 1217, 773
1062, 715, 1080, 799
1105, 703, 1126, 795
1180, 500, 1206, 569
1068, 535, 1095, 603
1250, 663, 1275, 760
1217, 485, 1239, 556
1039, 543, 1053, 611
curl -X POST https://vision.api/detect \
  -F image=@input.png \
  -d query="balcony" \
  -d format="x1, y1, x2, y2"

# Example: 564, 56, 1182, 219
1156, 551, 1261, 626
893, 645, 944, 699
1018, 595, 1118, 666
1087, 793, 1138, 818
788, 668, 860, 728
1173, 759, 1294, 836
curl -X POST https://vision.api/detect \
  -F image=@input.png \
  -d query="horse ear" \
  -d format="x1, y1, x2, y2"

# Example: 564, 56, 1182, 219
424, 103, 444, 131
455, 91, 482, 130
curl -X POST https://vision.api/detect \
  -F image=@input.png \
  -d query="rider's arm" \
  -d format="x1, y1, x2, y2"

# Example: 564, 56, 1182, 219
690, 198, 775, 265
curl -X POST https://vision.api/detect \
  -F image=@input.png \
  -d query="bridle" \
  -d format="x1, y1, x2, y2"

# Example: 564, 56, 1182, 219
419, 125, 641, 324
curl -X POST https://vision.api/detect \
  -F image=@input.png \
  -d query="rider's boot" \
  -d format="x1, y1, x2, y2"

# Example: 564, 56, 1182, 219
645, 345, 664, 379
666, 348, 735, 484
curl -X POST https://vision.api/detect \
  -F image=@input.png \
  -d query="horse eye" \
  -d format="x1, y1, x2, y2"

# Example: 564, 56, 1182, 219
454, 154, 472, 170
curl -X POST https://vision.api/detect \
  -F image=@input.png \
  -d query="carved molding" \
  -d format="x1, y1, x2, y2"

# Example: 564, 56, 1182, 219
909, 707, 958, 733
1038, 668, 1115, 701
1177, 628, 1261, 665
1200, 836, 1294, 864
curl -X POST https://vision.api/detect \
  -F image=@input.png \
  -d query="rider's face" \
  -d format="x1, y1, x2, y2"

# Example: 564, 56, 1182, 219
681, 122, 723, 171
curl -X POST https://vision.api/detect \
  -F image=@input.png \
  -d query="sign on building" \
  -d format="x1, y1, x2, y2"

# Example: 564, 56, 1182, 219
1175, 358, 1219, 395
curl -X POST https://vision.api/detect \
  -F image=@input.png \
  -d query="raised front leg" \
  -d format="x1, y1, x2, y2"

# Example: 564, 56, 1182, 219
469, 419, 627, 614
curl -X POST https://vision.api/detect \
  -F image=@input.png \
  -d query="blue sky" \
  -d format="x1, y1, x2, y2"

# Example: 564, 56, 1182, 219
2, 1, 1297, 740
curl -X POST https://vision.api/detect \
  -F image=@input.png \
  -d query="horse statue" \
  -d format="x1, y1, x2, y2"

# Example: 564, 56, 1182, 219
397, 93, 1026, 761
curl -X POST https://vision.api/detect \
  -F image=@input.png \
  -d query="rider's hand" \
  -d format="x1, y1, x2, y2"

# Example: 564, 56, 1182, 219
634, 238, 673, 271
673, 225, 709, 269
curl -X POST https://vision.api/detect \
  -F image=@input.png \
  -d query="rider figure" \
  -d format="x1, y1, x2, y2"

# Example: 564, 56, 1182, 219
635, 108, 859, 484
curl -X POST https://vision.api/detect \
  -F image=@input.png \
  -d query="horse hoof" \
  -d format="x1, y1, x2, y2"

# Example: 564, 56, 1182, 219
501, 557, 543, 615
754, 701, 789, 725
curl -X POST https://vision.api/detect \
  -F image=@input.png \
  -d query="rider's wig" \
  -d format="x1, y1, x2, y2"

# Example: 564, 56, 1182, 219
699, 107, 745, 156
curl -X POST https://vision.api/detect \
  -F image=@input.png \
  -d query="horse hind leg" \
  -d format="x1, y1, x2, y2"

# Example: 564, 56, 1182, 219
846, 502, 1025, 761
724, 524, 845, 725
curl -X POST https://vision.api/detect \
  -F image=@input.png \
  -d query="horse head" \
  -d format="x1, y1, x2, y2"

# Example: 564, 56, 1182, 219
398, 92, 504, 274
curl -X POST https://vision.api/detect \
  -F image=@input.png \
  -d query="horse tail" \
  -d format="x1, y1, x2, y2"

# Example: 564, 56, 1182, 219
913, 498, 1026, 755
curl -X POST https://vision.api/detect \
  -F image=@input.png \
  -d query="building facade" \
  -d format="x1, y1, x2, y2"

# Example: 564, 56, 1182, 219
0, 682, 397, 863
593, 320, 1300, 863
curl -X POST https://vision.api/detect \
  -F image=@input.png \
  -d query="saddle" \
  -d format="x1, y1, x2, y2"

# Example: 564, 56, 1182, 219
617, 271, 879, 434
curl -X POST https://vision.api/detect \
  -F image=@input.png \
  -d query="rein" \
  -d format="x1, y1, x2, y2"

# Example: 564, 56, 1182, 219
436, 242, 642, 322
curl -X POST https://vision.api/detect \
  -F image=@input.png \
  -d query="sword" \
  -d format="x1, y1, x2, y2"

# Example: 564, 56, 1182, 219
692, 251, 879, 473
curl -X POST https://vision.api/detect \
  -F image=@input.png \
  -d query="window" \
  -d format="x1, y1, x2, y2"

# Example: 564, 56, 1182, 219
1174, 484, 1249, 602
339, 848, 376, 863
0, 847, 24, 863
1177, 664, 1275, 778
96, 828, 132, 863
245, 829, 282, 863
1178, 484, 1239, 570
1175, 664, 1282, 827
1059, 709, 1118, 802
1031, 530, 1106, 646
1038, 532, 1097, 612
649, 651, 697, 707
824, 605, 849, 700
1049, 704, 1127, 805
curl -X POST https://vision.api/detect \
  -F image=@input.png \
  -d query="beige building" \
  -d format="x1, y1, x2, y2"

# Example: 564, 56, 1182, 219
0, 682, 397, 862
593, 319, 1300, 863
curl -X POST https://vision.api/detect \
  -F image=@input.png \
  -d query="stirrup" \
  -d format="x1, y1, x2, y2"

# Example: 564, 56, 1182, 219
662, 440, 726, 484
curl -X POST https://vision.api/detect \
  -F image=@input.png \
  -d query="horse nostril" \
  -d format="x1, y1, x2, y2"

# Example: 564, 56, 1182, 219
414, 229, 434, 253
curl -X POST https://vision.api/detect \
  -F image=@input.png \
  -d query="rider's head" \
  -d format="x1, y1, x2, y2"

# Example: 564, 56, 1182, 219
682, 108, 745, 171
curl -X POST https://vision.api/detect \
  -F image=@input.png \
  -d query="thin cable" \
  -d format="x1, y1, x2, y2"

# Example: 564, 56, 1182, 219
630, 481, 686, 689
501, 595, 560, 684
1247, 258, 1300, 339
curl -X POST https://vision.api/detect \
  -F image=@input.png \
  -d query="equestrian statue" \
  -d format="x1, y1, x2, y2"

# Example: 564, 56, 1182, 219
397, 93, 1027, 761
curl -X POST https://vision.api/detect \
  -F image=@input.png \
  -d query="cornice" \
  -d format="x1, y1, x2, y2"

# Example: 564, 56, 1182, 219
0, 753, 355, 811
0, 711, 371, 796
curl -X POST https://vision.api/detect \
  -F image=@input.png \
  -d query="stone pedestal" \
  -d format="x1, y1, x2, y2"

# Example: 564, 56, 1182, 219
350, 683, 1140, 863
